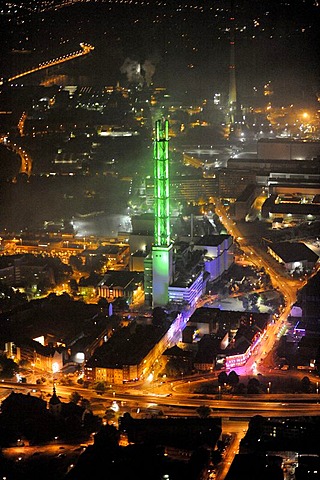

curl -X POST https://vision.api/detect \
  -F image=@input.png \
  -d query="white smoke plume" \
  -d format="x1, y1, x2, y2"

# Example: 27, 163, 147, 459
120, 57, 144, 85
142, 59, 156, 86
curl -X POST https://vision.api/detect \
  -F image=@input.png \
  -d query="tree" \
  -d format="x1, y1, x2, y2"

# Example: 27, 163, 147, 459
97, 297, 108, 310
152, 306, 167, 327
247, 377, 261, 394
196, 405, 212, 418
165, 357, 190, 378
189, 447, 211, 479
80, 398, 91, 411
247, 415, 265, 439
69, 255, 83, 271
69, 391, 82, 404
94, 382, 106, 396
94, 424, 119, 449
0, 355, 19, 379
300, 376, 311, 393
211, 449, 222, 465
104, 408, 116, 425
217, 371, 228, 385
234, 382, 246, 394
228, 371, 240, 388
242, 296, 250, 311
112, 297, 129, 312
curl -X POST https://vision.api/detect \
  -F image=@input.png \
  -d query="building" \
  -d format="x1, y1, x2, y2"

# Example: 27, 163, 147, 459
168, 267, 206, 307
84, 311, 189, 384
228, 415, 320, 480
267, 173, 320, 196
233, 184, 259, 221
97, 270, 144, 303
257, 138, 320, 161
129, 250, 148, 272
193, 234, 234, 281
218, 169, 256, 200
295, 270, 320, 337
267, 242, 319, 274
261, 193, 320, 223
0, 255, 55, 290
119, 415, 222, 451
80, 244, 130, 269
4, 337, 64, 374
186, 307, 271, 371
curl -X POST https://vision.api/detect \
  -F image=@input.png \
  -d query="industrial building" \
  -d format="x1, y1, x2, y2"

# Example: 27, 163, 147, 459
267, 242, 318, 274
257, 138, 320, 161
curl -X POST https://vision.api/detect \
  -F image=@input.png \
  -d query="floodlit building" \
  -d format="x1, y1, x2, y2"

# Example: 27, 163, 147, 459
97, 270, 144, 303
267, 242, 318, 274
84, 312, 189, 384
193, 234, 234, 280
257, 138, 320, 161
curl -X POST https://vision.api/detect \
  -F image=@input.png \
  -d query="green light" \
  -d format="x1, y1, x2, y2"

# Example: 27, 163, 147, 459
154, 119, 170, 246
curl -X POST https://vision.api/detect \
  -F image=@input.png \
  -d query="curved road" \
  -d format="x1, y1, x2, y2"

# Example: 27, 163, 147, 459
0, 136, 32, 176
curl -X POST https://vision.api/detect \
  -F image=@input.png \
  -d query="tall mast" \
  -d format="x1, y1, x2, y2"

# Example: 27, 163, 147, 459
152, 118, 173, 307
154, 118, 170, 247
228, 0, 237, 123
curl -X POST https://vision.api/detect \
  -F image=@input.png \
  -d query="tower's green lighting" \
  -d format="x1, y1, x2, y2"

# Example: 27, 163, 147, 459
154, 119, 170, 246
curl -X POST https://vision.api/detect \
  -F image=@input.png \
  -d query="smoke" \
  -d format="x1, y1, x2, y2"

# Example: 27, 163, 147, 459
142, 59, 156, 86
120, 58, 144, 85
120, 54, 159, 86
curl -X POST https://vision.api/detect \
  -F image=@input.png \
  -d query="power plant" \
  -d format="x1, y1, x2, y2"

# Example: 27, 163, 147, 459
149, 119, 234, 310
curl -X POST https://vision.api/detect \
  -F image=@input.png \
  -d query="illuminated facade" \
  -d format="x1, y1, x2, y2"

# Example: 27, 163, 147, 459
85, 312, 190, 384
168, 270, 204, 306
152, 119, 173, 307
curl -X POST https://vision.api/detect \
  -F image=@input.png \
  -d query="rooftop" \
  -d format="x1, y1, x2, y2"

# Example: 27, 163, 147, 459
269, 242, 319, 263
98, 271, 144, 290
193, 234, 231, 247
85, 322, 168, 368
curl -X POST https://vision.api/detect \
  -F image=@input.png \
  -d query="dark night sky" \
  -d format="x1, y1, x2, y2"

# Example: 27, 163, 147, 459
0, 0, 319, 103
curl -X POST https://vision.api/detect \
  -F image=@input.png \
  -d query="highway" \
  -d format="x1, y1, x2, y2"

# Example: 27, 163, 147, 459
2, 381, 320, 419
1, 379, 320, 480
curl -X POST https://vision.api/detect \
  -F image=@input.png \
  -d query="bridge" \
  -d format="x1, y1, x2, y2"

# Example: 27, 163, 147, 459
7, 42, 94, 83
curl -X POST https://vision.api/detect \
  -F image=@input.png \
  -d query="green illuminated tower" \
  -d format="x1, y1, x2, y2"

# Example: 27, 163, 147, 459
154, 119, 170, 246
152, 119, 173, 307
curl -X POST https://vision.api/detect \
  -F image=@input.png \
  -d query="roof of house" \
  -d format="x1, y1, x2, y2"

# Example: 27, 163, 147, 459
97, 271, 144, 290
85, 322, 167, 368
163, 345, 192, 358
193, 234, 231, 247
269, 242, 319, 263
